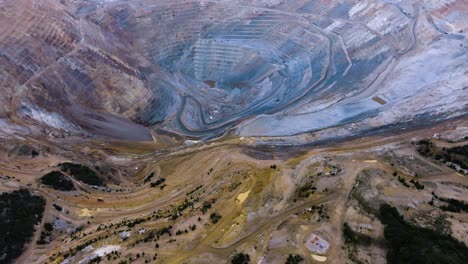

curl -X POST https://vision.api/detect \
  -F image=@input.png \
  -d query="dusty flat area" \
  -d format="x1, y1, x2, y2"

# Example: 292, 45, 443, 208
0, 118, 466, 264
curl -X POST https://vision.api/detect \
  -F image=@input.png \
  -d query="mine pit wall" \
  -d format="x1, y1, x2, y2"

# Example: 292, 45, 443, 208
0, 0, 466, 142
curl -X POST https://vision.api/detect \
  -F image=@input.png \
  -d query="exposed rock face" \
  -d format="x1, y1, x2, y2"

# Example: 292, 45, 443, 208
0, 0, 466, 141
0, 0, 161, 140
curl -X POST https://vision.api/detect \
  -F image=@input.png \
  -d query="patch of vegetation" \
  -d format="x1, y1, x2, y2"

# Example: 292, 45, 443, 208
417, 140, 468, 172
37, 222, 54, 245
89, 256, 102, 264
349, 173, 379, 216
59, 163, 103, 186
144, 172, 155, 183
32, 150, 39, 158
140, 226, 172, 243
127, 218, 146, 228
40, 171, 75, 191
378, 203, 468, 264
432, 193, 468, 213
209, 212, 222, 224
285, 254, 304, 264
175, 198, 193, 214
393, 171, 423, 189
439, 200, 468, 213
409, 179, 424, 190
294, 181, 317, 199
231, 252, 250, 264
433, 214, 452, 235
228, 181, 241, 192
53, 204, 63, 212
200, 198, 216, 214
0, 189, 46, 264
298, 204, 329, 221
186, 185, 203, 196
343, 223, 372, 246
315, 204, 329, 221
397, 176, 410, 187
17, 144, 39, 158
175, 229, 188, 236
150, 178, 166, 188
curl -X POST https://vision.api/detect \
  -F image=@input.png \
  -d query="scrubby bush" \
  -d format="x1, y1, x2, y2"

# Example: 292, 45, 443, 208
231, 252, 250, 264
144, 172, 155, 183
378, 204, 468, 264
59, 163, 103, 186
439, 198, 468, 213
40, 171, 74, 191
295, 181, 317, 199
0, 189, 46, 264
150, 178, 165, 188
417, 140, 468, 171
201, 199, 215, 214
343, 223, 372, 246
209, 212, 222, 224
285, 254, 304, 264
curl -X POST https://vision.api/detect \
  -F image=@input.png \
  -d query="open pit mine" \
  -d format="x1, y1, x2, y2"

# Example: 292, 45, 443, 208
0, 0, 467, 263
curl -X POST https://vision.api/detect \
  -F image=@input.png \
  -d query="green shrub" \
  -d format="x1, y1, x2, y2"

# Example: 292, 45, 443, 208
40, 171, 74, 191
417, 141, 468, 171
0, 189, 46, 264
209, 212, 221, 224
285, 254, 304, 264
231, 253, 250, 264
295, 181, 316, 199
343, 223, 372, 246
59, 163, 103, 186
150, 178, 165, 188
378, 204, 468, 264
201, 199, 215, 214
409, 179, 424, 190
438, 197, 468, 213
144, 172, 155, 183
